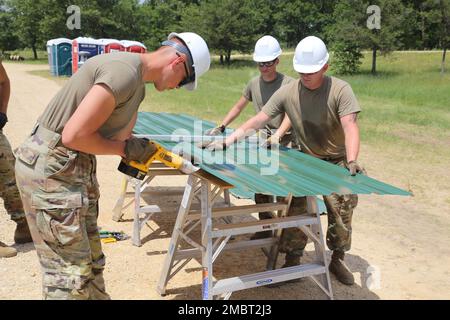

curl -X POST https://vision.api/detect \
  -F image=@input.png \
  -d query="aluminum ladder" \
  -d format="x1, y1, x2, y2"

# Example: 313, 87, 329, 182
156, 172, 333, 300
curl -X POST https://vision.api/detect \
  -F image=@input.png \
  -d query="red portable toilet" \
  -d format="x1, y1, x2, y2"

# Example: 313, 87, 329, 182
120, 40, 147, 53
99, 39, 125, 54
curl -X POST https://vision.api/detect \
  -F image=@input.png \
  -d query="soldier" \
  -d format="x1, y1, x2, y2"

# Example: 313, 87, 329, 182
14, 32, 210, 299
205, 36, 365, 286
0, 60, 32, 259
203, 36, 299, 267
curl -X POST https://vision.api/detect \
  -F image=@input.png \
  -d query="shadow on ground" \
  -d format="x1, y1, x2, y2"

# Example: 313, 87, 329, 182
121, 185, 380, 300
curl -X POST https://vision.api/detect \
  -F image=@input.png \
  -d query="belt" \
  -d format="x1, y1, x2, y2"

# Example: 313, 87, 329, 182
31, 123, 62, 150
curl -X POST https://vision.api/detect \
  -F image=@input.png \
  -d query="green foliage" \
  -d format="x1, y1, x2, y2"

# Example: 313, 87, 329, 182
327, 0, 407, 74
331, 43, 363, 75
180, 0, 266, 64
0, 8, 19, 53
0, 0, 448, 71
273, 0, 336, 47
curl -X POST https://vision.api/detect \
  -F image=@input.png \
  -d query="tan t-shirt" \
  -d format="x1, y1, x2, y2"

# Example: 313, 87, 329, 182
39, 52, 145, 139
243, 72, 294, 144
262, 76, 361, 160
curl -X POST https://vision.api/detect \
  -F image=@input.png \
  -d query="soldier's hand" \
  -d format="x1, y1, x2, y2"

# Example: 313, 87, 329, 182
205, 124, 225, 136
346, 160, 367, 176
197, 139, 226, 152
0, 112, 7, 130
196, 139, 212, 149
260, 135, 280, 149
206, 140, 227, 152
124, 137, 158, 163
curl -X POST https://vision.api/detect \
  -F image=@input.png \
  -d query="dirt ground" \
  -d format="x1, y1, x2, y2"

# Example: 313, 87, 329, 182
1, 63, 449, 300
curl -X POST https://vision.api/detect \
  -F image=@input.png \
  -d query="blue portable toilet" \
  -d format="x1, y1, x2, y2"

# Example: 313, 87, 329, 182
47, 38, 72, 76
71, 37, 101, 73
52, 38, 72, 76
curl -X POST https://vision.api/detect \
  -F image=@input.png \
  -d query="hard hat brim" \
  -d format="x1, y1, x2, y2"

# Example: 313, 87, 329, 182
253, 52, 281, 62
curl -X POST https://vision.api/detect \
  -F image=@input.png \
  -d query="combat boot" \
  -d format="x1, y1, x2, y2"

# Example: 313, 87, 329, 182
0, 241, 17, 258
282, 253, 301, 268
14, 220, 33, 244
329, 250, 354, 285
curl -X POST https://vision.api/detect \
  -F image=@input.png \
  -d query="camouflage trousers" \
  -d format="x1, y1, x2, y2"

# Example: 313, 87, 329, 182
254, 193, 275, 220
0, 130, 25, 223
14, 124, 110, 300
278, 161, 359, 256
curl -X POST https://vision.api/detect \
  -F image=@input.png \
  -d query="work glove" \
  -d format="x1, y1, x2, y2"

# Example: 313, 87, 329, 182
346, 160, 367, 176
260, 135, 280, 149
206, 140, 227, 151
197, 139, 227, 151
124, 137, 158, 164
205, 124, 226, 136
0, 112, 7, 130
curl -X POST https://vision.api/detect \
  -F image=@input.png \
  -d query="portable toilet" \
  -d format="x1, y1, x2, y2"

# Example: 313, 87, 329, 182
120, 40, 147, 53
52, 38, 72, 76
46, 39, 55, 75
99, 39, 125, 54
72, 37, 101, 73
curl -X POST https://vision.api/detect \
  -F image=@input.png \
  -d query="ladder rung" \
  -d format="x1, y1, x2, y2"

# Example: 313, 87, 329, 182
139, 205, 161, 214
212, 263, 326, 295
173, 238, 277, 260
212, 215, 318, 238
186, 203, 287, 221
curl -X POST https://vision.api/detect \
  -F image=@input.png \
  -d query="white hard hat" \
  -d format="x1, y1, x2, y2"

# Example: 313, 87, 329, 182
293, 36, 329, 73
167, 32, 211, 91
253, 35, 282, 62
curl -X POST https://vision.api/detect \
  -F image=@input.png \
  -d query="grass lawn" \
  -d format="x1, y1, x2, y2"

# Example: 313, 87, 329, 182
141, 51, 450, 160
24, 50, 450, 161
3, 49, 49, 64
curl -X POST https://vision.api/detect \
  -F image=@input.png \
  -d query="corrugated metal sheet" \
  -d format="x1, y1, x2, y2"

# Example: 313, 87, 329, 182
133, 112, 411, 198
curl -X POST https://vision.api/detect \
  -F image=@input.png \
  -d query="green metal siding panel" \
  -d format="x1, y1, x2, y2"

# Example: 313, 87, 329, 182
133, 112, 410, 198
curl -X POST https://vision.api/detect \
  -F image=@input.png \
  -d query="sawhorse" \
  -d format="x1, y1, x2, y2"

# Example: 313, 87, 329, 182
156, 172, 333, 300
112, 163, 231, 247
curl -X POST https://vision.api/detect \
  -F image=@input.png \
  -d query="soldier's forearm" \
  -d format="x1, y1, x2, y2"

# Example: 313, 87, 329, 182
344, 125, 360, 162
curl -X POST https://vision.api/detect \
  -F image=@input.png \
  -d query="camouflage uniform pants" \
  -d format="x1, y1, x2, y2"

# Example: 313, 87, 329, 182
278, 160, 358, 256
14, 124, 110, 300
0, 131, 26, 224
254, 193, 274, 220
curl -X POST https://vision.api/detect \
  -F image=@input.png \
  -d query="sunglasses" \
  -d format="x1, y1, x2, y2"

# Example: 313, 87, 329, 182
258, 59, 277, 68
176, 52, 195, 87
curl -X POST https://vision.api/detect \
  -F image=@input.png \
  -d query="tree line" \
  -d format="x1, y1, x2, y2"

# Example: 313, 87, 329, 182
0, 0, 448, 74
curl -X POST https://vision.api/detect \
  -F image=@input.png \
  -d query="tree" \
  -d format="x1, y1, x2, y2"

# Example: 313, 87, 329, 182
0, 3, 20, 54
9, 0, 46, 59
327, 0, 406, 75
138, 0, 187, 50
439, 0, 450, 73
273, 0, 335, 47
181, 0, 265, 64
326, 0, 367, 74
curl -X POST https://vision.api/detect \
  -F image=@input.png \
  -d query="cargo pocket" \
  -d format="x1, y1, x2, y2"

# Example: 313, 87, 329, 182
45, 146, 77, 178
32, 192, 84, 247
14, 145, 40, 168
